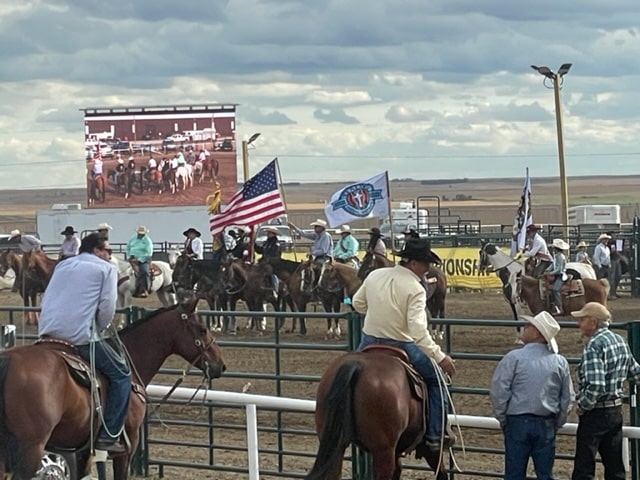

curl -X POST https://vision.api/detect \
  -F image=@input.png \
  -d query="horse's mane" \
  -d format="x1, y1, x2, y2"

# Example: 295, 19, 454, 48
119, 304, 182, 336
269, 258, 301, 274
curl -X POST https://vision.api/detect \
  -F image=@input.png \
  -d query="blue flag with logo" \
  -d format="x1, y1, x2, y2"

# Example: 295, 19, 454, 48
324, 172, 389, 228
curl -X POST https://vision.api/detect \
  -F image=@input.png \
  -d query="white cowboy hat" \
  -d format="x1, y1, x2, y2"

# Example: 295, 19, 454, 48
597, 233, 612, 242
8, 229, 20, 240
337, 225, 351, 234
520, 311, 560, 353
310, 219, 327, 228
136, 225, 148, 235
552, 238, 570, 251
128, 156, 134, 161
239, 225, 251, 234
264, 226, 280, 235
96, 223, 112, 231
577, 241, 588, 248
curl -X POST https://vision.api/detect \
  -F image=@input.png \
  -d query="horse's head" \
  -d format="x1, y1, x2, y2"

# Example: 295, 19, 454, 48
358, 252, 373, 280
172, 253, 195, 290
174, 301, 226, 379
478, 242, 498, 274
300, 260, 319, 294
224, 259, 248, 295
168, 247, 182, 269
0, 249, 13, 277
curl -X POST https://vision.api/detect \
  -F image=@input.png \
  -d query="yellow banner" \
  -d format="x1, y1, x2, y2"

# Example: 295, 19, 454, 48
281, 247, 502, 290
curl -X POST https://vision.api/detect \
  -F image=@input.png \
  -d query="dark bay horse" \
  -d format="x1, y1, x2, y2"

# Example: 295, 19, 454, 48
357, 251, 393, 280
0, 300, 225, 480
88, 174, 106, 205
305, 350, 447, 480
317, 259, 363, 339
517, 273, 609, 316
0, 250, 43, 326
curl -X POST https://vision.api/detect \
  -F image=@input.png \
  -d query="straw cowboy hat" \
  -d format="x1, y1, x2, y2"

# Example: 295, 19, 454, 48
8, 229, 20, 240
310, 219, 327, 229
182, 227, 201, 237
393, 238, 441, 264
520, 311, 560, 353
337, 225, 351, 234
597, 233, 612, 242
96, 223, 112, 231
61, 226, 77, 235
577, 241, 588, 248
264, 226, 280, 235
136, 226, 148, 235
552, 238, 570, 251
571, 302, 612, 322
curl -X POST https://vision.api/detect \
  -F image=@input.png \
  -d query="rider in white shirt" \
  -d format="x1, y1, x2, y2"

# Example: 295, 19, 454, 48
520, 224, 551, 276
148, 157, 157, 170
92, 157, 103, 177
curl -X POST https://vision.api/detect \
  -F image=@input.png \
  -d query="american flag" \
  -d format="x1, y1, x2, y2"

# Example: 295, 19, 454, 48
209, 159, 286, 236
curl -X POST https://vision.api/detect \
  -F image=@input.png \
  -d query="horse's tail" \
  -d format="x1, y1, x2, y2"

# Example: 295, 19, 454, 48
0, 355, 11, 440
305, 360, 361, 480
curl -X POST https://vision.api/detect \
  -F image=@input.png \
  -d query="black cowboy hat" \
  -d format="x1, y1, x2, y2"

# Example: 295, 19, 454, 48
368, 227, 383, 237
182, 227, 201, 237
393, 238, 441, 264
61, 226, 77, 235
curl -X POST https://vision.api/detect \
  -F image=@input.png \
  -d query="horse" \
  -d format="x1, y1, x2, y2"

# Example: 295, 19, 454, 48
171, 253, 229, 332
0, 250, 43, 326
357, 251, 394, 280
110, 256, 176, 309
316, 259, 363, 339
144, 167, 164, 194
175, 165, 192, 191
108, 169, 131, 198
0, 300, 225, 480
478, 241, 597, 320
305, 349, 447, 480
222, 259, 280, 332
26, 250, 57, 289
517, 273, 610, 316
87, 174, 106, 205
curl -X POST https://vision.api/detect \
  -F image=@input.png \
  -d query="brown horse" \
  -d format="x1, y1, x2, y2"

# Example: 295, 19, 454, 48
357, 251, 394, 280
267, 258, 315, 336
305, 349, 446, 480
26, 250, 57, 288
0, 300, 225, 480
317, 259, 363, 339
88, 174, 106, 205
517, 272, 610, 316
0, 250, 43, 326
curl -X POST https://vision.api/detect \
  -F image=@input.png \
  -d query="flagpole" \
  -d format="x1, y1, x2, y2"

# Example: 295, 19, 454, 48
384, 171, 396, 261
274, 158, 298, 262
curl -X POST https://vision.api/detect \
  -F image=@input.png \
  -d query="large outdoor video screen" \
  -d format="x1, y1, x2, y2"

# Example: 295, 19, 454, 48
82, 104, 237, 209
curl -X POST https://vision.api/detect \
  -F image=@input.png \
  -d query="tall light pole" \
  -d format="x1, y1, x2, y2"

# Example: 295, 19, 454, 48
241, 132, 261, 182
531, 63, 572, 237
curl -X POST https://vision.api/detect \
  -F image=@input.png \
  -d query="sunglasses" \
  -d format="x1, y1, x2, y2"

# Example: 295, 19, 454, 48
99, 247, 113, 255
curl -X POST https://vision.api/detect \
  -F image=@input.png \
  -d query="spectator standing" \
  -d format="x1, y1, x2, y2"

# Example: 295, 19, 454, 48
490, 311, 574, 480
607, 234, 622, 299
592, 233, 611, 280
288, 219, 333, 263
570, 302, 640, 480
59, 226, 80, 260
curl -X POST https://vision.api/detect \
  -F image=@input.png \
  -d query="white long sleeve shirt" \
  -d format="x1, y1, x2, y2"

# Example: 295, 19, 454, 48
352, 264, 445, 363
523, 233, 549, 258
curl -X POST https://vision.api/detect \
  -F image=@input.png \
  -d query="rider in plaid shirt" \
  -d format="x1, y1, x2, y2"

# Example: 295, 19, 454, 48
571, 302, 640, 479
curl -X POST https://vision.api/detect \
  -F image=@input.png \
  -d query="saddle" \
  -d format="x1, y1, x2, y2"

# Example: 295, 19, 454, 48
35, 339, 96, 390
538, 277, 585, 299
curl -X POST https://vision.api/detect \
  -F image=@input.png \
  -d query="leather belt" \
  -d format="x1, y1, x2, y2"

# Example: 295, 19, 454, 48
593, 398, 622, 409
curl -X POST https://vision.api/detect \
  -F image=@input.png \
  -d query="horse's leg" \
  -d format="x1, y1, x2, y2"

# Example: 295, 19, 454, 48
370, 448, 398, 480
14, 440, 47, 480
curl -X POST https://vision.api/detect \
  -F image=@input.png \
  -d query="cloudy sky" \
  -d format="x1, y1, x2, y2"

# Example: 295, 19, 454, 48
1, 0, 640, 190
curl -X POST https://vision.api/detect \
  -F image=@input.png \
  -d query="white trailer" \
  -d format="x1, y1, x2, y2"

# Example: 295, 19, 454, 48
567, 204, 621, 226
36, 204, 213, 246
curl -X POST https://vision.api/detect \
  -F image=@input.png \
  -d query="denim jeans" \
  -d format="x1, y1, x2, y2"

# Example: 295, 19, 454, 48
358, 334, 449, 442
571, 407, 625, 480
552, 276, 563, 309
504, 414, 556, 480
77, 342, 131, 440
138, 261, 150, 291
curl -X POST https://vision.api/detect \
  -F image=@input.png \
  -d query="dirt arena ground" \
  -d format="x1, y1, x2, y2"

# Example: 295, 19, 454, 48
3, 286, 640, 479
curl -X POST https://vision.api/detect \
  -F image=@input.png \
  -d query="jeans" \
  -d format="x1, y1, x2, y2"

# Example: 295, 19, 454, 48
77, 342, 131, 440
608, 259, 622, 296
571, 407, 624, 480
596, 265, 610, 280
552, 276, 563, 310
138, 261, 150, 291
358, 334, 449, 442
504, 414, 556, 480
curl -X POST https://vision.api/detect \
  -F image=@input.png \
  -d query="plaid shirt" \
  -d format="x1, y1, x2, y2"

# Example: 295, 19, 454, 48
577, 328, 640, 411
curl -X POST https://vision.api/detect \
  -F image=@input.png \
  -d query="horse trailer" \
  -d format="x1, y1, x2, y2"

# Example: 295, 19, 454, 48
568, 204, 621, 228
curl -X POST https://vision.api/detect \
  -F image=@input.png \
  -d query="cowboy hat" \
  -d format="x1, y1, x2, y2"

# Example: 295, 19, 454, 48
310, 219, 327, 229
8, 229, 20, 240
393, 238, 441, 264
264, 226, 280, 235
552, 238, 570, 251
597, 233, 612, 242
136, 225, 148, 235
368, 227, 383, 236
520, 311, 560, 353
96, 223, 112, 231
182, 227, 201, 237
526, 224, 541, 231
571, 302, 612, 322
238, 225, 251, 234
128, 156, 134, 161
61, 226, 77, 235
337, 225, 351, 234
577, 241, 588, 248
402, 225, 417, 234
